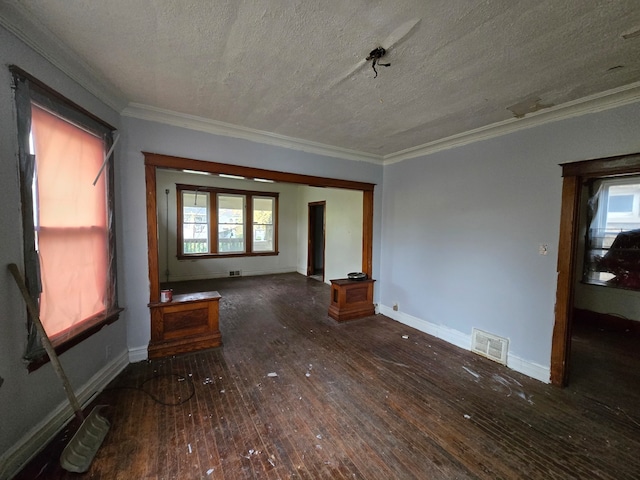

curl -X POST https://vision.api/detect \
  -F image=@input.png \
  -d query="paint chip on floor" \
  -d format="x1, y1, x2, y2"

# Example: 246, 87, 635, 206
464, 414, 471, 419
462, 366, 480, 379
402, 335, 409, 339
267, 372, 278, 377
206, 468, 214, 475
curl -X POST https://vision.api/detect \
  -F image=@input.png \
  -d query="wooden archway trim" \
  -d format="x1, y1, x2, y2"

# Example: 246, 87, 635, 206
144, 152, 376, 303
551, 151, 640, 386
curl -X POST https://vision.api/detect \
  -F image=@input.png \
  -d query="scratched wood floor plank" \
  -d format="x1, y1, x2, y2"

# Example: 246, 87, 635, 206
14, 273, 640, 480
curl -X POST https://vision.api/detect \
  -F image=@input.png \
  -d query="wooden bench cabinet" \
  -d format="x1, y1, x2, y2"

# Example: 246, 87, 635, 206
328, 278, 376, 322
148, 291, 222, 359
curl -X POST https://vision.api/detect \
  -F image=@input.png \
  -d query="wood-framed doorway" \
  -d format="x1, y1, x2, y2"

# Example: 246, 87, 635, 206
307, 201, 326, 280
551, 151, 640, 386
143, 152, 375, 304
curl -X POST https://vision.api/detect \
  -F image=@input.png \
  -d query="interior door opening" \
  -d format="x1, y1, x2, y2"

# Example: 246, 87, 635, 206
307, 201, 325, 281
552, 152, 640, 386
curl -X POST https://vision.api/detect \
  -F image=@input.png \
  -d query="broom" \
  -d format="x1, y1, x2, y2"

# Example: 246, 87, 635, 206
8, 263, 111, 473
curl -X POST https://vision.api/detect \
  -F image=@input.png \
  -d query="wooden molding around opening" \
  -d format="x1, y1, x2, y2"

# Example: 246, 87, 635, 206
143, 152, 376, 304
552, 151, 640, 386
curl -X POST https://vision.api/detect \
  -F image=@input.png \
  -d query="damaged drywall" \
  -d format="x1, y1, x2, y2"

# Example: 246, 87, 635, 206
507, 96, 555, 119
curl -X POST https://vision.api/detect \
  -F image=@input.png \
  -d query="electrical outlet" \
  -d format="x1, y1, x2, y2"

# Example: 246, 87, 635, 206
393, 303, 399, 311
539, 244, 549, 256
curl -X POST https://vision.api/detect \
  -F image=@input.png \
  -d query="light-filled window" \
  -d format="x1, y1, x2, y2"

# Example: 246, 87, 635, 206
13, 67, 120, 366
253, 196, 275, 252
583, 176, 640, 289
218, 194, 245, 253
182, 190, 210, 254
177, 184, 278, 257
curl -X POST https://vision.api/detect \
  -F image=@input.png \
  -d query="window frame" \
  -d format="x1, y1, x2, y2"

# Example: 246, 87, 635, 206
582, 174, 640, 290
176, 183, 279, 259
11, 66, 122, 371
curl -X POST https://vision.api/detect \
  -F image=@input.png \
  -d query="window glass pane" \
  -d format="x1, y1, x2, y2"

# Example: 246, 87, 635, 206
182, 191, 209, 253
253, 196, 274, 252
608, 195, 634, 213
584, 179, 640, 289
30, 104, 108, 338
218, 194, 244, 252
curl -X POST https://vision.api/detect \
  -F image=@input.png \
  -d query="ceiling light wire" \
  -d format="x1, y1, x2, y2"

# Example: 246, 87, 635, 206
366, 47, 390, 78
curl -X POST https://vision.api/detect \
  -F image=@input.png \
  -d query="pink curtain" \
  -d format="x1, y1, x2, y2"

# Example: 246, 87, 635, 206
31, 105, 108, 339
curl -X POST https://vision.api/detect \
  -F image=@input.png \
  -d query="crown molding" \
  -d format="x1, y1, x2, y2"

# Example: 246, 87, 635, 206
0, 2, 128, 113
383, 81, 640, 165
5, 1, 639, 166
122, 103, 384, 164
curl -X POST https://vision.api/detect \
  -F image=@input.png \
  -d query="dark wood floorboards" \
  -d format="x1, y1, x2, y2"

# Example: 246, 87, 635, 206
14, 273, 640, 479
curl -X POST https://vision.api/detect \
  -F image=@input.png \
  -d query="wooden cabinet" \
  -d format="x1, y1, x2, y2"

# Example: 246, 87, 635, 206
328, 278, 375, 322
148, 291, 222, 359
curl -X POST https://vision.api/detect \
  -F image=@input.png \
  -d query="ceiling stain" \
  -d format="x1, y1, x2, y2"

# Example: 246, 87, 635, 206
506, 96, 555, 119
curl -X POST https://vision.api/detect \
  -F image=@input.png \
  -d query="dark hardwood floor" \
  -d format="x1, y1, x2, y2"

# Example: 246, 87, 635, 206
14, 273, 640, 479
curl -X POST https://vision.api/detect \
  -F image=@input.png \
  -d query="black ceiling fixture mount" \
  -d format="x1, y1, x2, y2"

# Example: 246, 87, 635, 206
366, 47, 390, 78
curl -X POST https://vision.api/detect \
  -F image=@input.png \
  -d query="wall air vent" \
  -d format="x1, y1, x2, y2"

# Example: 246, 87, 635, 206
471, 328, 508, 365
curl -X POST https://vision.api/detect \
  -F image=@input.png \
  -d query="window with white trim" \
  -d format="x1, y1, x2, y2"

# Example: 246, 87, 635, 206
583, 176, 640, 289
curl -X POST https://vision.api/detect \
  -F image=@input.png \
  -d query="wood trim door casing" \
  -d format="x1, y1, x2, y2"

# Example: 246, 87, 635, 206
551, 176, 580, 386
144, 152, 376, 303
145, 163, 160, 303
551, 151, 640, 386
362, 190, 374, 277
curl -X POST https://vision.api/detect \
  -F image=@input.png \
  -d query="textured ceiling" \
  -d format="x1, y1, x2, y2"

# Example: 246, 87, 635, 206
2, 0, 640, 159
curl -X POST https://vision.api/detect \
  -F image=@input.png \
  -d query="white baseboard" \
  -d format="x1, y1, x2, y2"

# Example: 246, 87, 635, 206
0, 350, 129, 480
378, 305, 550, 384
128, 345, 148, 363
506, 355, 550, 383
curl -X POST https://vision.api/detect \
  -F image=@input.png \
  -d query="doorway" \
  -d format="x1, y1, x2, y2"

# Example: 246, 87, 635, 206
143, 152, 375, 304
552, 152, 640, 386
307, 201, 325, 281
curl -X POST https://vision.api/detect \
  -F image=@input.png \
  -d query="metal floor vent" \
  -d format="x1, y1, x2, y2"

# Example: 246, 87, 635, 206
471, 328, 508, 365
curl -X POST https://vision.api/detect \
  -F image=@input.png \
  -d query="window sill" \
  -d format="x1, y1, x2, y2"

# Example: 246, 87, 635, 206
27, 307, 124, 373
177, 251, 279, 260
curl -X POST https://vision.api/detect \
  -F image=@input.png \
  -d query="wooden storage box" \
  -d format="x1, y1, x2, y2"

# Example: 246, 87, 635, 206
148, 291, 222, 359
328, 278, 375, 322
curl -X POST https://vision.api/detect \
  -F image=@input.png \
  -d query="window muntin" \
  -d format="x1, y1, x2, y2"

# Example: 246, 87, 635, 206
583, 176, 640, 289
176, 184, 278, 257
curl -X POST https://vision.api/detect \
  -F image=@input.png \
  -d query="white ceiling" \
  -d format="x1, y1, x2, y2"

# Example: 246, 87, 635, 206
2, 1, 640, 163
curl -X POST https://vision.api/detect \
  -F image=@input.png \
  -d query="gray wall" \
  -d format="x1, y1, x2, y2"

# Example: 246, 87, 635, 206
118, 115, 384, 357
3, 14, 640, 477
0, 25, 128, 475
379, 101, 640, 381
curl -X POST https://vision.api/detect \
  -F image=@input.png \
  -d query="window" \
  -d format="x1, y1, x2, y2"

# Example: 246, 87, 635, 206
177, 184, 278, 257
253, 196, 275, 252
583, 176, 640, 289
182, 190, 210, 253
13, 67, 120, 366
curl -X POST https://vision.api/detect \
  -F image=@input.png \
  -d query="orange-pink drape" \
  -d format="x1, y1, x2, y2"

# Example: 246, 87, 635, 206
31, 105, 108, 339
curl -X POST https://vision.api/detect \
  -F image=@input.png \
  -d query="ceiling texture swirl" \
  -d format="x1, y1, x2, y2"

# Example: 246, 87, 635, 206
2, 0, 640, 163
